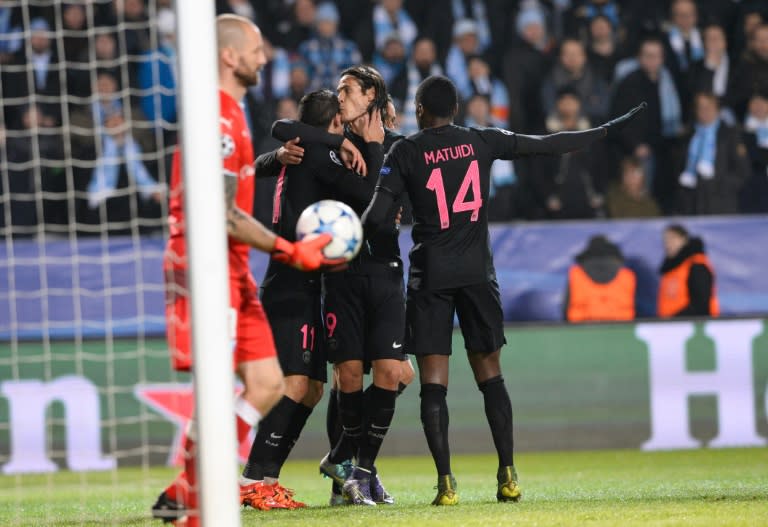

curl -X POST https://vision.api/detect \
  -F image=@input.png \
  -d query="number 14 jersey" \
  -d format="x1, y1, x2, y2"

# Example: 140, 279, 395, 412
376, 124, 524, 291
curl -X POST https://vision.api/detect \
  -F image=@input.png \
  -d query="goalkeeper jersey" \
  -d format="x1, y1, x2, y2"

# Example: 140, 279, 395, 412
166, 89, 256, 281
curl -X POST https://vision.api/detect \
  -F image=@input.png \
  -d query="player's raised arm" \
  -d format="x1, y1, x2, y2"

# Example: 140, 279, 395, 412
483, 103, 647, 158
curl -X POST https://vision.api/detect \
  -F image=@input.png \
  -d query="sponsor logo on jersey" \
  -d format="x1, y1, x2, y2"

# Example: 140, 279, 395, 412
329, 150, 343, 166
380, 166, 391, 175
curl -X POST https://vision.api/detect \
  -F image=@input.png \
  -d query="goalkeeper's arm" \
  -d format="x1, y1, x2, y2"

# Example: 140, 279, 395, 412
223, 172, 342, 271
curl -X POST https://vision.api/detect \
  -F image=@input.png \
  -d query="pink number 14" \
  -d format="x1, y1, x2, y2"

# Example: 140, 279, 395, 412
425, 159, 482, 229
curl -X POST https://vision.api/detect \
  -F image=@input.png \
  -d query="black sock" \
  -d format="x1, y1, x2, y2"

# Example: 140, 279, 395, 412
357, 385, 397, 471
329, 390, 363, 464
478, 375, 514, 468
326, 388, 342, 451
420, 383, 451, 476
242, 396, 299, 481
264, 403, 313, 479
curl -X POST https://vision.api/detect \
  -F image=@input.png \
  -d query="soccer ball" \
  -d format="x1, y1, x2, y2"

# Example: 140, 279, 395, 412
295, 200, 363, 261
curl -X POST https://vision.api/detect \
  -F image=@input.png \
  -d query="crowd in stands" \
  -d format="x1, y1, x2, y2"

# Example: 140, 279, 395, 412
2, 0, 768, 237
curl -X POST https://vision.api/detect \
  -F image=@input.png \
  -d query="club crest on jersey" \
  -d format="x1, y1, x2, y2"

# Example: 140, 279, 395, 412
329, 150, 343, 166
498, 127, 514, 136
221, 134, 235, 158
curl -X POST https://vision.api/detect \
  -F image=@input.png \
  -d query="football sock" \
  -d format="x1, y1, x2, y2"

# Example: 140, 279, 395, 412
182, 432, 198, 515
420, 383, 451, 476
329, 389, 363, 464
163, 471, 187, 503
326, 388, 342, 450
265, 403, 313, 479
242, 395, 299, 481
478, 375, 515, 468
357, 385, 397, 471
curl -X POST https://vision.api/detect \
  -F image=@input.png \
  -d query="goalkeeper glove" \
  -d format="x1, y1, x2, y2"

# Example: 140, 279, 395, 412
271, 235, 346, 271
600, 102, 647, 138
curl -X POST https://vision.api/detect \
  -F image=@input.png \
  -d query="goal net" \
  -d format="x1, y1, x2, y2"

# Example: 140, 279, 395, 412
0, 1, 192, 524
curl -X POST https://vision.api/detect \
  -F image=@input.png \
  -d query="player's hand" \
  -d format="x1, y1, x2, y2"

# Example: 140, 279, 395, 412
271, 235, 345, 271
276, 137, 304, 165
360, 109, 385, 145
599, 102, 647, 138
340, 138, 367, 176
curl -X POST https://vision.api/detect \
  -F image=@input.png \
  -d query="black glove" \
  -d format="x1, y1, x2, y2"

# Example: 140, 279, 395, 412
600, 102, 647, 138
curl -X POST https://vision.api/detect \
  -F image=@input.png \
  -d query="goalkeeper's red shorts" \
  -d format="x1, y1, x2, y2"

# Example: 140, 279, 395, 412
165, 267, 277, 372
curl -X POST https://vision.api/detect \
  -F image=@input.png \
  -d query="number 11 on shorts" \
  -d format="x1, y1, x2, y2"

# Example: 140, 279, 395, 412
300, 323, 315, 351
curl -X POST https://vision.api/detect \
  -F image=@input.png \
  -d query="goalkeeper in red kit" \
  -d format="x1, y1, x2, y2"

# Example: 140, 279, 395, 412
151, 14, 341, 526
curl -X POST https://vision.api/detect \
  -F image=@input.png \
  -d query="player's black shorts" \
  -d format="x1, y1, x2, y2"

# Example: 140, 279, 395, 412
323, 263, 406, 366
261, 273, 327, 382
405, 279, 506, 356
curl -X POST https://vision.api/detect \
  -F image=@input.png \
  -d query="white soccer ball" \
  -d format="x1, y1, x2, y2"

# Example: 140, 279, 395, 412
295, 200, 363, 261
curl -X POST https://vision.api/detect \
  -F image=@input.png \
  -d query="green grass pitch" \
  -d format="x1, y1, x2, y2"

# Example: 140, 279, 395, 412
1, 448, 766, 526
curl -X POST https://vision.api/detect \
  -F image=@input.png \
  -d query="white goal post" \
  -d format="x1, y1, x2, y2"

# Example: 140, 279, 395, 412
174, 1, 240, 526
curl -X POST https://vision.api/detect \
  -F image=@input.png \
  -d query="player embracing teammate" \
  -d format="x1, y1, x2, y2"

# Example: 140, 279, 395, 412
363, 75, 644, 505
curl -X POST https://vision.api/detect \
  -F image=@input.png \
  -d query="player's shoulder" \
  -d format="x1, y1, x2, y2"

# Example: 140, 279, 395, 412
303, 142, 344, 168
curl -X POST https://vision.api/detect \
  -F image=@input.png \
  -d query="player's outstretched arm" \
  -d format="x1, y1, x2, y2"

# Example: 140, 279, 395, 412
511, 102, 647, 156
223, 173, 338, 271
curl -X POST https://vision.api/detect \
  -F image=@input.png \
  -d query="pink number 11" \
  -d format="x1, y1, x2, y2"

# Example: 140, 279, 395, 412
426, 159, 482, 229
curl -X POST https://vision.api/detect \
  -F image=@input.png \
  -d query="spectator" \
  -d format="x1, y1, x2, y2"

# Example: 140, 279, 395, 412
463, 94, 518, 221
564, 235, 636, 323
69, 32, 121, 99
269, 0, 316, 51
677, 92, 749, 215
215, 0, 257, 22
70, 71, 161, 234
298, 2, 362, 91
372, 33, 407, 85
503, 5, 555, 133
390, 37, 443, 135
610, 38, 682, 209
729, 24, 768, 120
2, 18, 62, 126
658, 224, 719, 318
0, 3, 23, 64
136, 8, 178, 132
99, 0, 150, 56
1, 104, 64, 234
688, 24, 734, 112
288, 62, 311, 103
542, 38, 609, 123
372, 0, 417, 54
605, 157, 662, 218
450, 0, 491, 52
586, 14, 620, 84
742, 92, 768, 212
532, 89, 606, 219
465, 55, 509, 127
61, 3, 88, 63
445, 18, 483, 101
663, 0, 703, 107
564, 0, 621, 39
402, 0, 453, 64
249, 36, 292, 102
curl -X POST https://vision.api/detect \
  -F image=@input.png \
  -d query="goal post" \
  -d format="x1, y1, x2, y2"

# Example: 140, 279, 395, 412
174, 1, 240, 526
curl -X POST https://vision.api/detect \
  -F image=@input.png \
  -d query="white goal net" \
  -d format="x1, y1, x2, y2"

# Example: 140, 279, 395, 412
0, 1, 191, 524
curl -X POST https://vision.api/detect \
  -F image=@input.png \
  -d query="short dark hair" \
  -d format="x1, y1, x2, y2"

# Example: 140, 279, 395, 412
339, 65, 389, 114
665, 223, 689, 239
298, 89, 339, 128
415, 75, 458, 118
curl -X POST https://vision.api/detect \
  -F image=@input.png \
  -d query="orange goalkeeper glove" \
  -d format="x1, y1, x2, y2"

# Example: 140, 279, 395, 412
271, 235, 347, 271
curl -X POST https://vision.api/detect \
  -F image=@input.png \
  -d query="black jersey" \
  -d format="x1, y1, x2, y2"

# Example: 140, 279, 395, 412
263, 138, 383, 286
271, 119, 401, 268
343, 127, 404, 264
365, 124, 606, 290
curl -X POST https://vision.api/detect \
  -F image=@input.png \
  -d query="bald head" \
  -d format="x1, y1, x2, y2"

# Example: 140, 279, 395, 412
217, 14, 256, 51
216, 14, 266, 91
